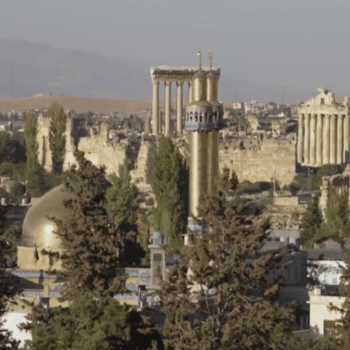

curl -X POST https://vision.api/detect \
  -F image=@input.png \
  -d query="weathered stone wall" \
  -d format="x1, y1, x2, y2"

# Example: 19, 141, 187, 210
133, 140, 155, 184
219, 134, 296, 187
272, 196, 299, 207
76, 136, 126, 175
37, 117, 127, 175
37, 114, 53, 172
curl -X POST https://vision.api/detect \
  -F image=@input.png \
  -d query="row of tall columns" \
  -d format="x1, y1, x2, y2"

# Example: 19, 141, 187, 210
164, 82, 171, 135
298, 114, 350, 166
152, 81, 192, 135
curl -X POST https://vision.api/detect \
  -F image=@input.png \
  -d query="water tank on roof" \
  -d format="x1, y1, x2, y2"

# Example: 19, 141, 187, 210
289, 237, 297, 245
152, 232, 164, 246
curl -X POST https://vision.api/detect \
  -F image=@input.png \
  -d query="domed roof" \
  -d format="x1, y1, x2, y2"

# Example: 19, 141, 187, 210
22, 185, 74, 250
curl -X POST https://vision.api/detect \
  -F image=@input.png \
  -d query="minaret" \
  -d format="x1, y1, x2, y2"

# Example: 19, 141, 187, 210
206, 53, 224, 195
185, 51, 213, 217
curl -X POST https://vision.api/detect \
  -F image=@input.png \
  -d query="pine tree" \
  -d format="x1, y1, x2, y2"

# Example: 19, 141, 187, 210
0, 204, 20, 349
105, 166, 145, 266
23, 292, 162, 350
22, 150, 162, 350
44, 150, 123, 300
24, 111, 38, 171
152, 136, 188, 252
49, 103, 66, 173
157, 176, 295, 350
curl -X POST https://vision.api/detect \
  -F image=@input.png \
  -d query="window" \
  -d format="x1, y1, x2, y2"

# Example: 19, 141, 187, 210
324, 320, 336, 335
321, 98, 325, 105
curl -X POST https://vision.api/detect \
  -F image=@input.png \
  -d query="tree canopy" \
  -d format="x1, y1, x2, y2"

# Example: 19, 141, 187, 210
105, 166, 146, 266
300, 194, 323, 249
22, 150, 162, 350
157, 176, 295, 350
0, 203, 20, 349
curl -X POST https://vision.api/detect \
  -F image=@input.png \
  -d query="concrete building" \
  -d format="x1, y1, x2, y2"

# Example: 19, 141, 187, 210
307, 236, 348, 287
308, 294, 344, 339
298, 88, 350, 166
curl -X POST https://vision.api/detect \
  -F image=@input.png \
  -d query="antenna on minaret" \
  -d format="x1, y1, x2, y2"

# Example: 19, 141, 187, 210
197, 51, 202, 71
208, 52, 213, 71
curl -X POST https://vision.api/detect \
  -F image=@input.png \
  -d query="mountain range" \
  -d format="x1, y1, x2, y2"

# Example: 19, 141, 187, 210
0, 38, 307, 103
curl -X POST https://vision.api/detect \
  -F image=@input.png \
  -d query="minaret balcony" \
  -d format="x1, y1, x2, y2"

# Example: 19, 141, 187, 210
184, 121, 213, 131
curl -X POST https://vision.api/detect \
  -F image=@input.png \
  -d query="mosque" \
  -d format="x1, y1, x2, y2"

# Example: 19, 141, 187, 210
5, 52, 224, 342
14, 51, 224, 285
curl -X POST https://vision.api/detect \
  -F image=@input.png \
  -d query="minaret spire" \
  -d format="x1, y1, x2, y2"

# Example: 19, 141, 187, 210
208, 52, 213, 71
197, 50, 202, 71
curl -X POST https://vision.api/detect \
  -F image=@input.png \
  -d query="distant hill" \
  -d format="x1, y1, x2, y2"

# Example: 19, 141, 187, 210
0, 38, 151, 100
0, 38, 307, 103
0, 94, 153, 114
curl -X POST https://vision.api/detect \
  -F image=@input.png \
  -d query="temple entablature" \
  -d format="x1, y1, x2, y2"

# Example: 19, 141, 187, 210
150, 66, 221, 137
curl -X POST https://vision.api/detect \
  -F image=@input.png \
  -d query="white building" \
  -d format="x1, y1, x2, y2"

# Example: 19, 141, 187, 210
308, 294, 344, 339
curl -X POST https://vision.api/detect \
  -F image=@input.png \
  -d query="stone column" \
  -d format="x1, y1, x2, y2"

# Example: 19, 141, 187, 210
330, 114, 337, 164
344, 115, 350, 163
316, 114, 323, 165
176, 81, 183, 135
304, 114, 310, 165
159, 110, 162, 134
310, 114, 316, 165
297, 114, 304, 164
323, 115, 330, 164
188, 81, 193, 103
152, 81, 159, 135
337, 114, 343, 164
164, 81, 171, 136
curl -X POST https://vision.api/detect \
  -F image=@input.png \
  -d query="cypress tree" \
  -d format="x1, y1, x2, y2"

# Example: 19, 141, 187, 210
157, 176, 295, 350
49, 103, 66, 173
300, 194, 323, 248
152, 136, 188, 252
24, 111, 38, 171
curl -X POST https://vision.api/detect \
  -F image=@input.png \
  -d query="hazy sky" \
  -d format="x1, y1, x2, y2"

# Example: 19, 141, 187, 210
1, 0, 350, 101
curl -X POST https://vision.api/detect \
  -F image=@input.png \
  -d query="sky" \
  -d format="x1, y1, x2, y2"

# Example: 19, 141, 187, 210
1, 0, 350, 102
